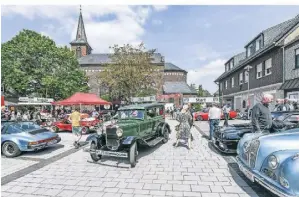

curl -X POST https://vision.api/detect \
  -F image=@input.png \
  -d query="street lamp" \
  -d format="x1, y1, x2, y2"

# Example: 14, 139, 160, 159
244, 65, 252, 119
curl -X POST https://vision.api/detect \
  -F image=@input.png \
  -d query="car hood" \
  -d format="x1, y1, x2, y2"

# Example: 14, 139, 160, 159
11, 129, 58, 141
218, 123, 252, 139
238, 130, 299, 170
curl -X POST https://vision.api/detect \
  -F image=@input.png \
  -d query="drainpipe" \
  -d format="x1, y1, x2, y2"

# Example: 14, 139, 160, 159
282, 46, 285, 98
214, 81, 220, 105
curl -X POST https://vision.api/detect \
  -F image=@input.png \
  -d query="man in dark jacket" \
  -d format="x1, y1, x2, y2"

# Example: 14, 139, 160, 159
251, 94, 274, 133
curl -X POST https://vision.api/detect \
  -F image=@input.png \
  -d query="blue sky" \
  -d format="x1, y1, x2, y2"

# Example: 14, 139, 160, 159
2, 5, 299, 93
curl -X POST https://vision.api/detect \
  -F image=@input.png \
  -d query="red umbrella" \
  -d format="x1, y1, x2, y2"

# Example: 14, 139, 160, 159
52, 92, 111, 105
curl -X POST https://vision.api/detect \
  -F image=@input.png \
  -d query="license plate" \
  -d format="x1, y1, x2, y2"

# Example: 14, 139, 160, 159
47, 140, 57, 145
239, 165, 255, 182
96, 150, 128, 158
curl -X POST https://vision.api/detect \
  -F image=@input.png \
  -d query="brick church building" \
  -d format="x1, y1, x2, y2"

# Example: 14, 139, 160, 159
70, 8, 196, 106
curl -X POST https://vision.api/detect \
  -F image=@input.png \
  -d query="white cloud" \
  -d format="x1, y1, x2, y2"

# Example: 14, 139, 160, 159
152, 5, 168, 11
1, 5, 167, 53
152, 19, 162, 25
187, 59, 226, 94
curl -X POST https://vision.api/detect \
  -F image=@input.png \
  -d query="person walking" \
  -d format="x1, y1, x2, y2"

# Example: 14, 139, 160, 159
222, 103, 231, 127
283, 98, 291, 111
251, 94, 274, 133
208, 103, 221, 141
175, 105, 193, 149
69, 108, 82, 148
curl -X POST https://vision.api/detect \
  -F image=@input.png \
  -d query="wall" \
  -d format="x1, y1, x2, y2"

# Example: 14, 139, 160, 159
220, 47, 283, 96
163, 71, 187, 82
284, 39, 299, 80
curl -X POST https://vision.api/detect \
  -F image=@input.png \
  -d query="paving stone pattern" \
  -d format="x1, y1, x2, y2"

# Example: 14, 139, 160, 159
2, 119, 261, 197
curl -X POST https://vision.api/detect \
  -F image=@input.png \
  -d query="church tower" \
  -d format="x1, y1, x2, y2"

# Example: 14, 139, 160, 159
70, 6, 92, 58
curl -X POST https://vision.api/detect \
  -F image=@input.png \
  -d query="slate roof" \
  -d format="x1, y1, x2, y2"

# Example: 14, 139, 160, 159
163, 82, 197, 94
280, 78, 299, 90
215, 14, 299, 82
78, 53, 164, 65
164, 63, 186, 72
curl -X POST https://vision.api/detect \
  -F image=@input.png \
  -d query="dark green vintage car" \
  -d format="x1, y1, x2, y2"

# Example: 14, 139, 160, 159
84, 103, 171, 167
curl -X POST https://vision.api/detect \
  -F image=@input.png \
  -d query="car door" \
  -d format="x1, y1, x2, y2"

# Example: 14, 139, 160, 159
285, 114, 299, 124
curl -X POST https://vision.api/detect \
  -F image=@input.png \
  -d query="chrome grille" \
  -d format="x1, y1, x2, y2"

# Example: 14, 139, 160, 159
248, 140, 260, 168
105, 126, 119, 150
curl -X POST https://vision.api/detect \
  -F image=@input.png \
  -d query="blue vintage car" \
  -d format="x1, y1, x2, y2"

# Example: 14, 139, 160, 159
1, 121, 61, 157
236, 129, 299, 197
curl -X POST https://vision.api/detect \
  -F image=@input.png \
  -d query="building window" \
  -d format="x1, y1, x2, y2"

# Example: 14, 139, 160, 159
247, 44, 253, 57
244, 71, 249, 83
296, 48, 299, 68
239, 72, 243, 84
230, 60, 234, 68
256, 38, 262, 51
265, 58, 272, 76
256, 63, 262, 79
225, 80, 228, 89
220, 83, 223, 91
231, 77, 234, 88
225, 64, 229, 72
76, 47, 81, 58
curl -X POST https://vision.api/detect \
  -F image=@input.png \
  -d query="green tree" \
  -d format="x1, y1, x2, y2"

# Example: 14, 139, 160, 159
1, 29, 89, 100
197, 85, 204, 97
99, 43, 163, 102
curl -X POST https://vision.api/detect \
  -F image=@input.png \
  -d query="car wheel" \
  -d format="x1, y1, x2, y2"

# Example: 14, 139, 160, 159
81, 127, 89, 135
162, 127, 169, 143
52, 126, 59, 133
90, 142, 101, 162
129, 142, 137, 168
197, 116, 202, 121
2, 141, 21, 158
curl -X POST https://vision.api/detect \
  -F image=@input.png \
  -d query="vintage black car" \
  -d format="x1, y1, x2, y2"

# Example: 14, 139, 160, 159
84, 103, 171, 167
213, 112, 299, 154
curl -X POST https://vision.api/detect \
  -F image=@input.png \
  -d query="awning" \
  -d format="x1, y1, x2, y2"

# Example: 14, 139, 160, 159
280, 78, 299, 90
52, 92, 111, 105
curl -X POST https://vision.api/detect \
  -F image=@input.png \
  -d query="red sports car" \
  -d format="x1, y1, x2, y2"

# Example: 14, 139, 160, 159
51, 114, 101, 134
194, 108, 237, 121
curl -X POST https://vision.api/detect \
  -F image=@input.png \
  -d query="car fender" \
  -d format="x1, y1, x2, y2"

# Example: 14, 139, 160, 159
122, 136, 138, 146
1, 137, 27, 151
86, 134, 104, 148
156, 122, 171, 135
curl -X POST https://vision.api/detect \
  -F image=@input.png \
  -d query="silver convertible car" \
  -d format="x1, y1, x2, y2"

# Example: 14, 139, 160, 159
236, 129, 299, 197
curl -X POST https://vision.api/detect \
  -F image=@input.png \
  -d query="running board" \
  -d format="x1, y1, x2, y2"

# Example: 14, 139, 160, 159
145, 137, 164, 147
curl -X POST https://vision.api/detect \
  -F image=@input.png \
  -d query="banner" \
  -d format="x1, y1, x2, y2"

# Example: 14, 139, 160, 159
131, 96, 156, 103
18, 97, 54, 103
183, 97, 219, 103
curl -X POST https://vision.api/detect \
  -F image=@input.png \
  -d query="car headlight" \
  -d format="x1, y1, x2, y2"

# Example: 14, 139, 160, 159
116, 128, 123, 137
243, 141, 250, 153
268, 155, 279, 169
279, 177, 289, 188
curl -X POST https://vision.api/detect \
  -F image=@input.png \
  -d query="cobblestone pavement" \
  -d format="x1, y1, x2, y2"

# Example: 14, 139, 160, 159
2, 132, 89, 182
194, 120, 277, 197
2, 119, 268, 197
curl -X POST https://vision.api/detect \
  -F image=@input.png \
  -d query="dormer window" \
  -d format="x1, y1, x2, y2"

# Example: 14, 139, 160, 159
247, 44, 253, 57
256, 38, 262, 51
230, 60, 234, 68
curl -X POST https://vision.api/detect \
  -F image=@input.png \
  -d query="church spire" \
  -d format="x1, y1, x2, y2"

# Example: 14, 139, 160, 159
75, 5, 88, 42
70, 5, 92, 58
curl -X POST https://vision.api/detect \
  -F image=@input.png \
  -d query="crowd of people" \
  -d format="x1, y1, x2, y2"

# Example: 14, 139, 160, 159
275, 98, 298, 111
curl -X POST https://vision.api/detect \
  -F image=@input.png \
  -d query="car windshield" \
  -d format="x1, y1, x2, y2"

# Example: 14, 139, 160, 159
6, 122, 42, 134
118, 110, 144, 119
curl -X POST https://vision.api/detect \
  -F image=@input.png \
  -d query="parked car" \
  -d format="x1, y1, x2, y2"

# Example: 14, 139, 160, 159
84, 103, 171, 167
194, 108, 237, 121
51, 114, 101, 134
271, 106, 299, 119
213, 113, 299, 154
236, 129, 299, 197
1, 121, 61, 157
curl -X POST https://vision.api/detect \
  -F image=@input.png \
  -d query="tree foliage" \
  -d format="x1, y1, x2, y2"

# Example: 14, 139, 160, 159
1, 29, 89, 100
99, 43, 163, 102
197, 85, 212, 97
